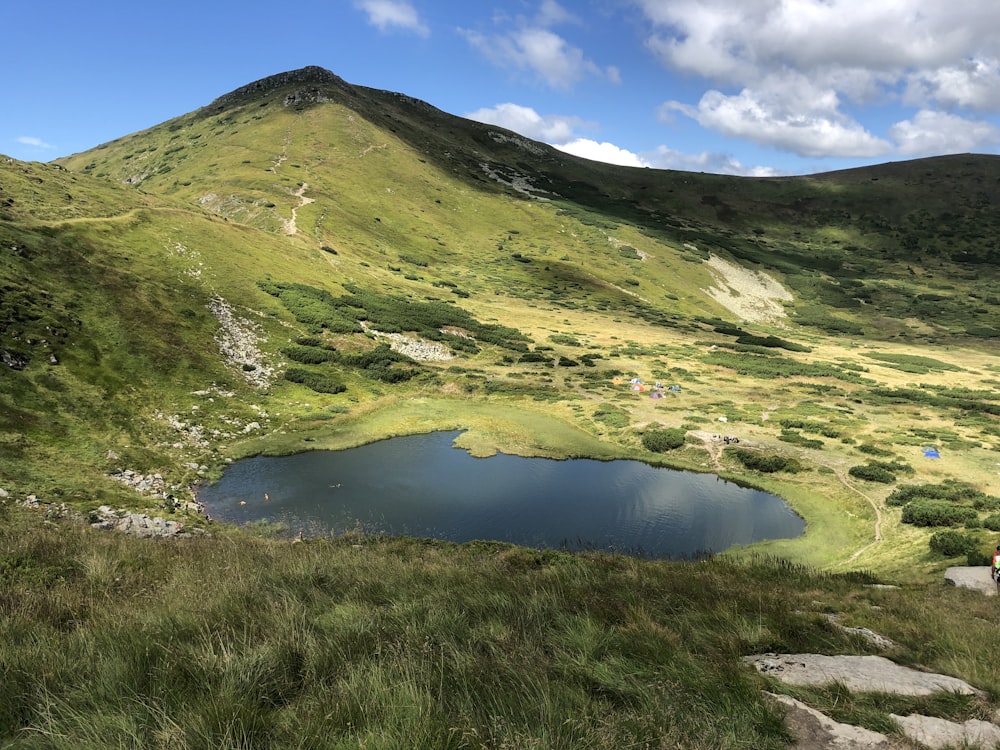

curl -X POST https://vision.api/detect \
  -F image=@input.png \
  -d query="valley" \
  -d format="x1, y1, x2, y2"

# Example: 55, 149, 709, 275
3, 66, 1000, 748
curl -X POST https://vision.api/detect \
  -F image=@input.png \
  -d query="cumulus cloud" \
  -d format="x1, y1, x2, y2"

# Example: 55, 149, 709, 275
460, 1, 617, 90
644, 146, 780, 176
464, 103, 584, 143
554, 139, 648, 167
662, 76, 891, 158
904, 58, 1000, 110
635, 0, 1000, 159
17, 136, 55, 150
354, 0, 429, 37
890, 110, 1000, 156
637, 0, 1000, 81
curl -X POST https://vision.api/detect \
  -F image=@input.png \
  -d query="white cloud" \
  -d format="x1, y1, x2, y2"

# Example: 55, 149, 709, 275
354, 0, 429, 37
636, 0, 1000, 159
889, 110, 1000, 156
17, 136, 55, 150
463, 26, 610, 90
644, 146, 780, 176
554, 139, 648, 167
536, 0, 577, 27
460, 1, 616, 90
662, 77, 891, 158
636, 0, 1000, 83
904, 58, 1000, 110
465, 103, 584, 143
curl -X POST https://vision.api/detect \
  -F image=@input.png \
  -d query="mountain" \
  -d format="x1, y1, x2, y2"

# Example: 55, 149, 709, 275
55, 66, 1000, 341
2, 64, 1000, 570
4, 65, 1000, 749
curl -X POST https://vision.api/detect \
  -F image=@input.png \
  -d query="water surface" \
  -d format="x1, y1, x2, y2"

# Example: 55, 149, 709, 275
199, 431, 803, 557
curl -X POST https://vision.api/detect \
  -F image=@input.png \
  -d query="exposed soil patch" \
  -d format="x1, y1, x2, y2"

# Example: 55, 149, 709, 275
702, 253, 793, 323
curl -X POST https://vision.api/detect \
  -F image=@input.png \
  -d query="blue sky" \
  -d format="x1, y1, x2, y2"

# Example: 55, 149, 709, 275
6, 0, 1000, 175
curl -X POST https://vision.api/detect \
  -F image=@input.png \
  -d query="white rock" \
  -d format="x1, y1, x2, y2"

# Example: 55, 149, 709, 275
745, 654, 978, 696
891, 714, 1000, 750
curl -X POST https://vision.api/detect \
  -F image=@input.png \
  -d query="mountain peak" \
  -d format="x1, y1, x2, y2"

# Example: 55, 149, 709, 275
206, 66, 352, 110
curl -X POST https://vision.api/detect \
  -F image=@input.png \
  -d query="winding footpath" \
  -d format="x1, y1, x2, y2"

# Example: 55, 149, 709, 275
284, 182, 314, 236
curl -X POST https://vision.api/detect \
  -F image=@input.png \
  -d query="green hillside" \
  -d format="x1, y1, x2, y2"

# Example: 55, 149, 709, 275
3, 66, 1000, 747
4, 65, 1000, 570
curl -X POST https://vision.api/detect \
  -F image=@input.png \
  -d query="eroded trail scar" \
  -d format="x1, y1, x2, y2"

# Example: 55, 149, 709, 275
284, 182, 314, 235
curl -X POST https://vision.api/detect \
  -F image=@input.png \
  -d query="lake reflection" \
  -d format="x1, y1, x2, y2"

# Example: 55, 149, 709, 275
199, 431, 803, 558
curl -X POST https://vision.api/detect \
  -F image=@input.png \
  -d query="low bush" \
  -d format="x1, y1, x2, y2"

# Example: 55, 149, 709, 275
284, 368, 347, 394
283, 345, 334, 365
778, 431, 824, 450
928, 529, 979, 557
642, 428, 687, 453
886, 481, 990, 507
848, 464, 896, 483
901, 500, 978, 527
730, 449, 803, 473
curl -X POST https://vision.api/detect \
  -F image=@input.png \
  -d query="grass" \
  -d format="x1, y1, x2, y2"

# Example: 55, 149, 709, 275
3, 504, 999, 749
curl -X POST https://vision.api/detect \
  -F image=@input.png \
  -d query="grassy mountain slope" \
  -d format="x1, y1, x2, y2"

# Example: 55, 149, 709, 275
4, 65, 1000, 748
3, 66, 999, 577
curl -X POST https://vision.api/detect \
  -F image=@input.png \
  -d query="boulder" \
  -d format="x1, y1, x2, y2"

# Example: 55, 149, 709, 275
944, 566, 997, 596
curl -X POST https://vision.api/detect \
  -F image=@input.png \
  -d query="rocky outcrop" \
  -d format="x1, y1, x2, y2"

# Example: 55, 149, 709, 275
9, 493, 206, 539
764, 693, 904, 749
89, 506, 205, 538
891, 714, 1000, 750
746, 654, 979, 696
944, 566, 997, 596
1, 348, 29, 369
748, 652, 999, 749
205, 66, 351, 111
207, 296, 274, 388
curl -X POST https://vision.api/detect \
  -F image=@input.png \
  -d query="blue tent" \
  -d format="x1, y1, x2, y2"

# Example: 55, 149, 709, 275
923, 446, 940, 459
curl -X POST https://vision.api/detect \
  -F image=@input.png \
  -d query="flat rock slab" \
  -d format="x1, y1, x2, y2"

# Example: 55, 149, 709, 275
944, 566, 997, 596
745, 654, 978, 696
765, 693, 903, 749
891, 714, 1000, 750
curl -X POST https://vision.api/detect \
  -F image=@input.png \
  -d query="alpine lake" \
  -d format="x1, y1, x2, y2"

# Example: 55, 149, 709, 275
199, 431, 804, 558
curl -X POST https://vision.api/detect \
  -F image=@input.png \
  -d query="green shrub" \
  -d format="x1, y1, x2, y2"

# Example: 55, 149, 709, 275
982, 513, 1000, 531
520, 352, 553, 364
901, 500, 978, 527
848, 464, 896, 483
284, 368, 347, 394
886, 481, 991, 507
730, 449, 802, 473
928, 529, 978, 557
778, 431, 824, 450
283, 345, 334, 365
642, 428, 687, 453
856, 443, 893, 456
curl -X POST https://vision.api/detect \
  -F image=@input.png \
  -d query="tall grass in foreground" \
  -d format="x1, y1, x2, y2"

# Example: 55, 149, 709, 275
2, 506, 998, 749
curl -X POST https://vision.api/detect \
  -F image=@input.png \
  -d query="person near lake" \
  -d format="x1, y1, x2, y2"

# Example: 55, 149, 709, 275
993, 545, 1000, 581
